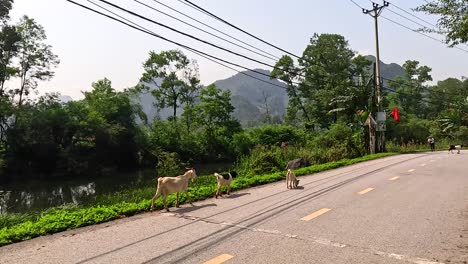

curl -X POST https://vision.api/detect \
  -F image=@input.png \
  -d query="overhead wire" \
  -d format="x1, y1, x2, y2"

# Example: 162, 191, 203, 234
386, 1, 468, 48
178, 0, 302, 59
92, 0, 285, 71
74, 0, 463, 102
381, 76, 464, 97
346, 0, 468, 54
388, 2, 437, 28
132, 0, 278, 62
69, 0, 290, 90
380, 15, 468, 53
382, 86, 439, 107
148, 0, 280, 60
386, 8, 431, 29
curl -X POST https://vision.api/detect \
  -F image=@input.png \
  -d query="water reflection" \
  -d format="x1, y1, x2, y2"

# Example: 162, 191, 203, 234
70, 183, 96, 204
0, 162, 232, 215
0, 169, 156, 215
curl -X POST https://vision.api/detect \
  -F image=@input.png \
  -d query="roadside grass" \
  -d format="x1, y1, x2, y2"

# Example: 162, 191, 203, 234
0, 152, 398, 246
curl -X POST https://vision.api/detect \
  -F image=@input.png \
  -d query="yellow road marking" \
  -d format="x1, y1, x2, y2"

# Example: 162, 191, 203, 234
358, 187, 374, 195
420, 163, 426, 166
408, 169, 415, 172
203, 254, 234, 264
301, 208, 331, 221
389, 176, 400, 181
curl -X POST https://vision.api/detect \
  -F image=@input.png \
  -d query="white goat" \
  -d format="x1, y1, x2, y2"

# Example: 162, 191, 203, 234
213, 171, 237, 198
286, 169, 299, 189
150, 168, 197, 211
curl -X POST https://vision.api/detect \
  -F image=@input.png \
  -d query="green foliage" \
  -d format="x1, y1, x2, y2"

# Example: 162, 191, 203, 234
386, 60, 432, 118
236, 123, 366, 176
2, 79, 146, 177
231, 125, 305, 156
156, 151, 186, 177
0, 152, 396, 247
415, 0, 468, 46
139, 49, 200, 120
15, 16, 59, 107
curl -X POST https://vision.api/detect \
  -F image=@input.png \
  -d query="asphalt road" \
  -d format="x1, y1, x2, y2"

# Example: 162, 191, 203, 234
1, 151, 467, 264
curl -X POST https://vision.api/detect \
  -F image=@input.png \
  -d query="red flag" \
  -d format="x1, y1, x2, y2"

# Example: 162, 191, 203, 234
390, 107, 399, 122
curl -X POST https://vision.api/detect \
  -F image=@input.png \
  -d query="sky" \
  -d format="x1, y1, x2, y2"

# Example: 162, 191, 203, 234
9, 0, 468, 99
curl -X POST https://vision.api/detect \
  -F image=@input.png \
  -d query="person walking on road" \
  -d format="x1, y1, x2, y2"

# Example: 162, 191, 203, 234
427, 136, 435, 152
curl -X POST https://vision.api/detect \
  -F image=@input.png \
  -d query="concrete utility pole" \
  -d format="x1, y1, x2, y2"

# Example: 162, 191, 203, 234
363, 1, 389, 153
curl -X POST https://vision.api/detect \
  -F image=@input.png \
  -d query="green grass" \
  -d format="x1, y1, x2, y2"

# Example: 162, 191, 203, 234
0, 152, 397, 247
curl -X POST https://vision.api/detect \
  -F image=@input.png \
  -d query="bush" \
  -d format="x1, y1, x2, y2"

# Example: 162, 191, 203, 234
156, 152, 186, 177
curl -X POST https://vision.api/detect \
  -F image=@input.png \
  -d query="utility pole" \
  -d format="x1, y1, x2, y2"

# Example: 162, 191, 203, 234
363, 1, 389, 153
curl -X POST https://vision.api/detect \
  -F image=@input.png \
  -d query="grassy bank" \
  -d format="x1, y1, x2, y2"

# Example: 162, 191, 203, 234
0, 152, 398, 247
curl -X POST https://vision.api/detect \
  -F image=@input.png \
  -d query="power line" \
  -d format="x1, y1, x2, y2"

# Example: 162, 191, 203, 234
387, 2, 468, 48
348, 0, 364, 9
380, 15, 468, 53
382, 86, 436, 106
382, 85, 465, 108
387, 1, 437, 28
381, 76, 463, 97
132, 0, 278, 62
386, 8, 431, 29
347, 0, 468, 53
179, 0, 301, 59
149, 0, 280, 60
66, 0, 291, 90
93, 0, 284, 71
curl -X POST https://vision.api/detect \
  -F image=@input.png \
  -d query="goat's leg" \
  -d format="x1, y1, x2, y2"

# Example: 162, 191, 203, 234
215, 185, 220, 198
176, 192, 180, 208
227, 185, 231, 195
186, 190, 193, 205
150, 193, 160, 211
163, 195, 169, 212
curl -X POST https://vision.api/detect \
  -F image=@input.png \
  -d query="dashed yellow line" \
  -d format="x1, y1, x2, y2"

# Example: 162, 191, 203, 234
389, 176, 400, 181
301, 208, 331, 221
358, 187, 374, 195
203, 254, 234, 264
408, 169, 415, 172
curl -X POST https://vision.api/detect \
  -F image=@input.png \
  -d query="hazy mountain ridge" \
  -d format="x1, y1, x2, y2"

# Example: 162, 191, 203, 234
60, 57, 406, 126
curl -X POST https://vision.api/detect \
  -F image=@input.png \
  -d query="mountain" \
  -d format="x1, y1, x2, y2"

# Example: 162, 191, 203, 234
59, 95, 73, 103
365, 55, 406, 81
134, 58, 405, 126
213, 69, 287, 126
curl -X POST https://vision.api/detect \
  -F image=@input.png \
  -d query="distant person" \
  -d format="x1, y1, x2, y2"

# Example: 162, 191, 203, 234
427, 136, 435, 152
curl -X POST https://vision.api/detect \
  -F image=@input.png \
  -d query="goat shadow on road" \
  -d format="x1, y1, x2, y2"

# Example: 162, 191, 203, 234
219, 192, 251, 199
171, 203, 217, 214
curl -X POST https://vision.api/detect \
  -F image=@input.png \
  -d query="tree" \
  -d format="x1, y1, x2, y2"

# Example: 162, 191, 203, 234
15, 16, 59, 108
415, 0, 468, 46
193, 84, 239, 135
79, 78, 143, 168
192, 84, 241, 157
271, 55, 310, 125
386, 60, 432, 118
0, 0, 20, 143
0, 0, 13, 23
139, 50, 200, 121
298, 33, 357, 128
428, 78, 468, 139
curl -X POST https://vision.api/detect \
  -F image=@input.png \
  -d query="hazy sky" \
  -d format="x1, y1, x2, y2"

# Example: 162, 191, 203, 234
9, 0, 468, 99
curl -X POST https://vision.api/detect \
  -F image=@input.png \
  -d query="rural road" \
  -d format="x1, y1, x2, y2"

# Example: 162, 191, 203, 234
1, 152, 467, 264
